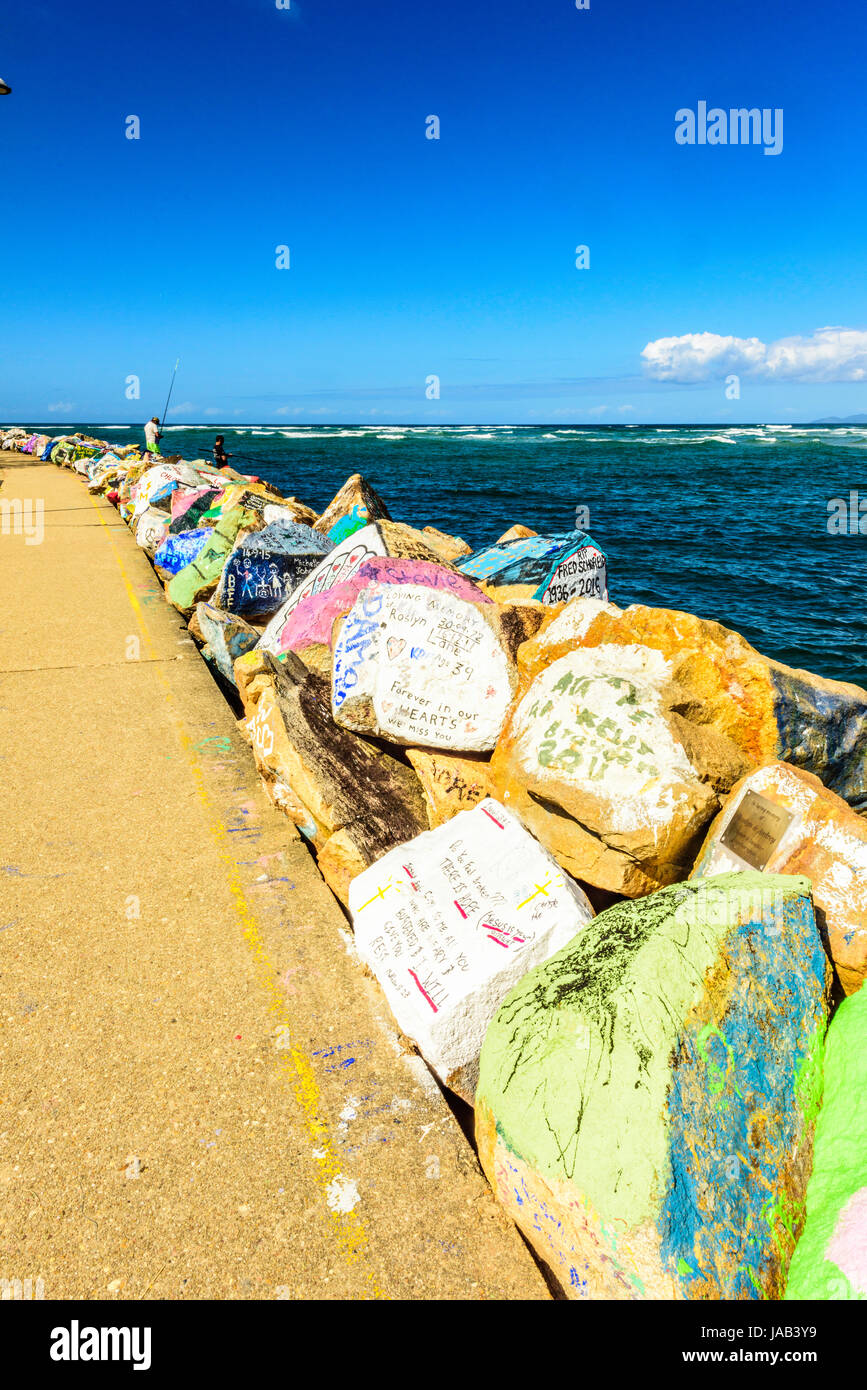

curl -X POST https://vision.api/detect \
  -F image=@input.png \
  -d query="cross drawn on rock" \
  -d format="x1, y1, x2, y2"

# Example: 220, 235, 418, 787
356, 877, 396, 912
516, 874, 561, 909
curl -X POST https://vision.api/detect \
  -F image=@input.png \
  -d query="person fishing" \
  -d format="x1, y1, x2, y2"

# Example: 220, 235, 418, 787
143, 416, 162, 459
213, 435, 233, 468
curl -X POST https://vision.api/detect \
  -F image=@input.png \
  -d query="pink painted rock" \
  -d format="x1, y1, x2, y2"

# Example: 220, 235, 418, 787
276, 556, 491, 656
171, 485, 218, 526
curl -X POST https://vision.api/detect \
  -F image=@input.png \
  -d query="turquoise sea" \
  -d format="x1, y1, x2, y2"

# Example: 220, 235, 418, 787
49, 422, 867, 687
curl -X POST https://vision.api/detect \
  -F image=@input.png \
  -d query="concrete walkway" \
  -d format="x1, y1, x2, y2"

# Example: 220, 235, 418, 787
0, 452, 548, 1301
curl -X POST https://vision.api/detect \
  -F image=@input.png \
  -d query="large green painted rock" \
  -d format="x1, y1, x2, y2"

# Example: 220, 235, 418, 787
166, 505, 254, 616
476, 872, 830, 1300
785, 986, 867, 1300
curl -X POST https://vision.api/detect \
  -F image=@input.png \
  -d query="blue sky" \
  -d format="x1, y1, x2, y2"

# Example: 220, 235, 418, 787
1, 0, 866, 423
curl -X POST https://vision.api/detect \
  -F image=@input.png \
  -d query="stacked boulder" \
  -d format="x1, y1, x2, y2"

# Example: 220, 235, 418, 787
476, 874, 831, 1299
692, 761, 867, 996
349, 798, 595, 1103
490, 597, 867, 897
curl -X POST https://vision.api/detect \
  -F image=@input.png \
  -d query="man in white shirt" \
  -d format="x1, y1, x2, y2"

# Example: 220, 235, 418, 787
143, 417, 162, 458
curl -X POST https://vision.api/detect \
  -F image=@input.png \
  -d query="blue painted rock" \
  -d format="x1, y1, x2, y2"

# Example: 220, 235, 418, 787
154, 527, 212, 580
476, 872, 831, 1299
213, 521, 334, 620
458, 531, 608, 605
785, 985, 867, 1300
195, 602, 261, 685
312, 473, 391, 543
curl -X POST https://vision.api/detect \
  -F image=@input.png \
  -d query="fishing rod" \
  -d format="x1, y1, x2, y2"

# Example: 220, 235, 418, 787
159, 358, 180, 434
193, 442, 266, 466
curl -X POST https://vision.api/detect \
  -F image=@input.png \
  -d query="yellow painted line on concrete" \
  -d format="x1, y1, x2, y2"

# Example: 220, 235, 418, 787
85, 490, 387, 1299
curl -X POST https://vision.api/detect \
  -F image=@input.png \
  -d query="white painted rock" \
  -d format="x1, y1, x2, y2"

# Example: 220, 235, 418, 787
332, 583, 516, 750
134, 506, 170, 557
491, 643, 720, 894
348, 797, 595, 1101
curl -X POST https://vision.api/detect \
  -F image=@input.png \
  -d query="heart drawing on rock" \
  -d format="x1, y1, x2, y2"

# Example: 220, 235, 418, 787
387, 637, 406, 661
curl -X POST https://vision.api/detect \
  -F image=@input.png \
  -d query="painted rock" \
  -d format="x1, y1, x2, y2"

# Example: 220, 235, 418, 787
233, 647, 274, 713
168, 486, 223, 532
133, 506, 170, 557
785, 986, 867, 1300
194, 482, 275, 531
458, 531, 608, 606
196, 603, 261, 685
276, 556, 491, 658
166, 503, 261, 616
692, 762, 867, 996
490, 644, 732, 896
349, 797, 595, 1103
213, 522, 334, 621
130, 462, 223, 523
476, 872, 830, 1299
154, 527, 212, 580
259, 653, 429, 902
520, 600, 867, 811
257, 521, 444, 656
312, 473, 391, 542
262, 498, 319, 528
332, 583, 519, 752
406, 749, 494, 828
240, 678, 327, 846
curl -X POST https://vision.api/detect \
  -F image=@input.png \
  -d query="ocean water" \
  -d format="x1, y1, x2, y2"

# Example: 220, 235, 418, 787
59, 422, 867, 687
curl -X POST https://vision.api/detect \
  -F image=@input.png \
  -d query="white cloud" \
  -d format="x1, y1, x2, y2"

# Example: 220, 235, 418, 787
642, 327, 867, 383
48, 400, 75, 412
617, 404, 636, 414
167, 401, 196, 416
641, 332, 766, 382
764, 328, 867, 381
